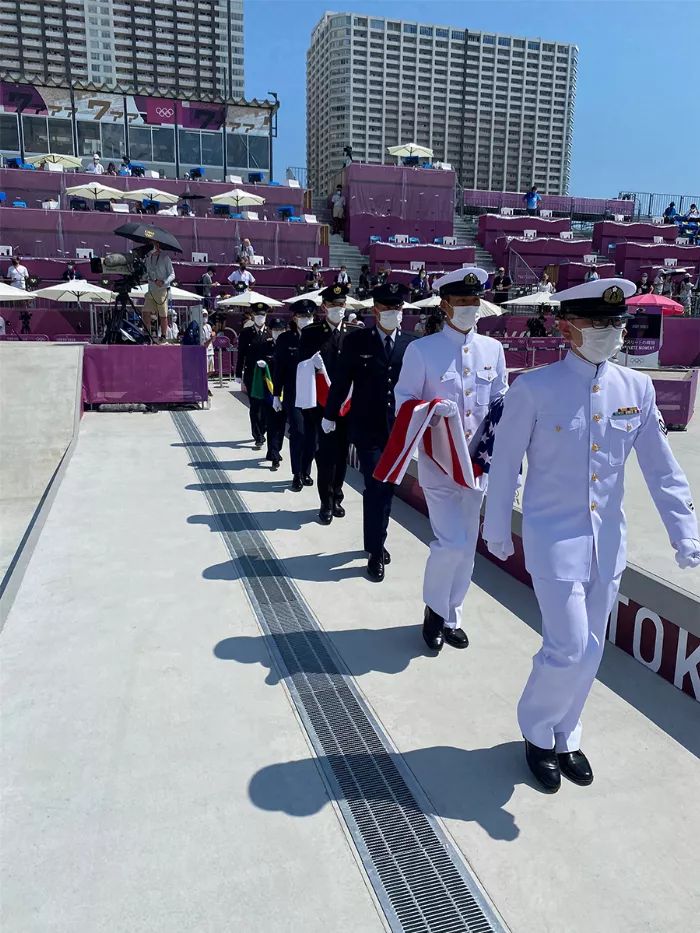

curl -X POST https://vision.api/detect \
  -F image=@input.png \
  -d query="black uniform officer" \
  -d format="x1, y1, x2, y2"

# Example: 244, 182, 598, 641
325, 282, 416, 580
235, 300, 275, 450
272, 300, 317, 490
298, 284, 358, 524
265, 316, 288, 471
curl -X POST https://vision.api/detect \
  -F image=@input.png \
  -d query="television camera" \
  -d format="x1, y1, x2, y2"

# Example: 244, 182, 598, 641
90, 247, 151, 344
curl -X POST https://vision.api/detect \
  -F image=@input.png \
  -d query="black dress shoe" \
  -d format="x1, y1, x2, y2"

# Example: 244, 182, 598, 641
302, 474, 314, 487
558, 750, 594, 786
382, 548, 391, 565
524, 739, 561, 793
367, 555, 385, 581
253, 442, 263, 451
443, 627, 469, 649
318, 508, 333, 525
422, 606, 444, 652
332, 502, 346, 518
271, 460, 280, 472
291, 474, 303, 492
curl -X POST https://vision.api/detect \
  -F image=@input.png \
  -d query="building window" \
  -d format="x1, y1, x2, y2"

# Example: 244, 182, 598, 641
498, 37, 511, 46
419, 26, 433, 36
451, 30, 465, 40
403, 24, 417, 34
528, 41, 541, 50
436, 28, 449, 38
483, 35, 495, 44
370, 18, 383, 29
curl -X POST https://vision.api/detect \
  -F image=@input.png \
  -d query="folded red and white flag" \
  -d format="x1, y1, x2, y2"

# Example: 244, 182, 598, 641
296, 355, 352, 414
373, 398, 475, 488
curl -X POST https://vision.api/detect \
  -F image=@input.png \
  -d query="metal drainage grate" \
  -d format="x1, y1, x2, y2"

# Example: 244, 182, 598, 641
173, 411, 508, 933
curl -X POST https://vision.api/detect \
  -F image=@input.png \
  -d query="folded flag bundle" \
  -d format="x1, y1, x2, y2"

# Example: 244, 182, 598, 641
295, 355, 352, 415
250, 363, 274, 405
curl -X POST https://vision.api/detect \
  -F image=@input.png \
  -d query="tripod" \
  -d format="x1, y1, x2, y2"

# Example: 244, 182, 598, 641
102, 288, 153, 344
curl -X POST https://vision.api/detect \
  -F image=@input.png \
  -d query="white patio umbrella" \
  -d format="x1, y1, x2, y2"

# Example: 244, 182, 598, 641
128, 283, 202, 302
355, 297, 419, 310
27, 153, 84, 169
0, 282, 36, 301
32, 281, 116, 304
65, 182, 125, 201
387, 142, 434, 159
476, 299, 504, 318
122, 187, 180, 205
412, 293, 442, 308
284, 290, 324, 306
211, 189, 266, 210
218, 289, 283, 308
503, 292, 560, 308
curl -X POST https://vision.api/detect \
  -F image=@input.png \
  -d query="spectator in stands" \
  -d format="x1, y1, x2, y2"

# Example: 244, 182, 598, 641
653, 270, 665, 294
663, 202, 678, 223
201, 309, 215, 379
425, 310, 444, 335
523, 186, 541, 216
120, 156, 132, 176
492, 266, 513, 304
527, 310, 548, 338
61, 261, 83, 281
413, 312, 427, 337
238, 238, 255, 264
6, 256, 29, 289
411, 267, 430, 300
584, 264, 599, 283
228, 259, 256, 291
686, 204, 699, 219
678, 274, 694, 313
635, 272, 653, 294
106, 162, 118, 176
305, 263, 323, 291
662, 274, 674, 298
142, 239, 175, 343
199, 266, 218, 310
87, 152, 104, 174
166, 310, 179, 341
335, 265, 350, 286
331, 185, 346, 235
357, 264, 371, 298
537, 271, 554, 293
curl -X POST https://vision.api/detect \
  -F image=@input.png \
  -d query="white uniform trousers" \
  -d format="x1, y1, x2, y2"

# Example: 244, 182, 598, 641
518, 561, 622, 752
422, 483, 484, 629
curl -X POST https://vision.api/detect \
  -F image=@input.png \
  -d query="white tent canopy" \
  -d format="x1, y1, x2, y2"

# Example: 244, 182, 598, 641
387, 143, 434, 159
65, 183, 124, 201
0, 282, 36, 301
32, 282, 116, 303
218, 289, 283, 308
122, 188, 179, 204
503, 292, 560, 307
128, 284, 202, 302
27, 153, 84, 169
211, 189, 265, 209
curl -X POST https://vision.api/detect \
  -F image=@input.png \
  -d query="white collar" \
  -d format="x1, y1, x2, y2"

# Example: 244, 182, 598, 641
442, 322, 475, 346
564, 350, 610, 379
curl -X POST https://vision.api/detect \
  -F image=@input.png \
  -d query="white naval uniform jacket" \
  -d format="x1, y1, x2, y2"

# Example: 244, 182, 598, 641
394, 324, 508, 488
483, 351, 698, 583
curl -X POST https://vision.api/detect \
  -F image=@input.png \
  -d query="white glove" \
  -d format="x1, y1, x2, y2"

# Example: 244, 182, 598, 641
321, 418, 336, 434
433, 399, 459, 417
485, 539, 515, 561
256, 359, 267, 369
673, 538, 700, 570
312, 352, 324, 372
272, 396, 283, 412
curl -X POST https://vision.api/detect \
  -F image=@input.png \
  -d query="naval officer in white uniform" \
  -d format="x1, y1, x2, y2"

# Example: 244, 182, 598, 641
483, 278, 699, 792
394, 268, 508, 651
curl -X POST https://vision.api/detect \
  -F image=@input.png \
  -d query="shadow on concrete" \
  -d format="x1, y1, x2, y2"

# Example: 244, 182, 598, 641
188, 459, 265, 471
172, 440, 253, 450
185, 480, 292, 494
214, 624, 432, 685
203, 550, 367, 584
248, 742, 525, 839
189, 510, 319, 534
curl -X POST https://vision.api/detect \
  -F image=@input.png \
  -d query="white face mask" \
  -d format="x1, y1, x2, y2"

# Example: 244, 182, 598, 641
253, 315, 266, 327
295, 316, 312, 329
326, 306, 344, 325
378, 309, 401, 331
448, 304, 478, 332
271, 330, 284, 342
571, 324, 625, 364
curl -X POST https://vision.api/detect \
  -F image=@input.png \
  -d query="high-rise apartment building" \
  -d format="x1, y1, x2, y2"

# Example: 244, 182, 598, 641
0, 0, 245, 100
307, 13, 577, 195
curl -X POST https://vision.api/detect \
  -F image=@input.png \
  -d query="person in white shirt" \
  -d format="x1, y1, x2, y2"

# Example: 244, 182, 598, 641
335, 265, 350, 286
483, 278, 699, 792
537, 272, 555, 293
6, 257, 29, 289
653, 271, 665, 295
142, 241, 175, 342
678, 274, 694, 311
227, 260, 256, 290
662, 274, 674, 298
201, 309, 214, 373
165, 311, 179, 341
331, 185, 346, 235
583, 265, 599, 283
238, 238, 255, 264
87, 152, 105, 174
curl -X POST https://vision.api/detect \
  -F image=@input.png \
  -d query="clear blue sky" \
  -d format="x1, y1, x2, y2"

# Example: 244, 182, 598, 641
245, 0, 700, 197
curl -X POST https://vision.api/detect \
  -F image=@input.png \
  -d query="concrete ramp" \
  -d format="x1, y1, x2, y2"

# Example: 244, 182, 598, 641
0, 342, 83, 624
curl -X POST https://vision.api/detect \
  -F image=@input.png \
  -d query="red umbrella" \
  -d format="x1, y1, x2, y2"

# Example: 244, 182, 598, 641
628, 293, 684, 316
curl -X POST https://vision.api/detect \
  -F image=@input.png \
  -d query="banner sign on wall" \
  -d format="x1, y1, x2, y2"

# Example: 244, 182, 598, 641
621, 309, 662, 369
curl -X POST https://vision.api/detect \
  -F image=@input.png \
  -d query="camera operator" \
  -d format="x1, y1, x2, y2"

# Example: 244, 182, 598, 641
142, 239, 174, 343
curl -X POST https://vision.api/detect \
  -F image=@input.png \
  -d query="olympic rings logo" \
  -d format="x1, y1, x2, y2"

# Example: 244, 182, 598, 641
155, 107, 174, 118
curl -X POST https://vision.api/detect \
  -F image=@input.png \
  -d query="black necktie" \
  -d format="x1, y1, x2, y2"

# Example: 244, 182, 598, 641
385, 334, 392, 359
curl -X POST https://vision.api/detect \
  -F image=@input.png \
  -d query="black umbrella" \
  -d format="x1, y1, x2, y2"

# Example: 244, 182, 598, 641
113, 222, 183, 253
177, 189, 207, 201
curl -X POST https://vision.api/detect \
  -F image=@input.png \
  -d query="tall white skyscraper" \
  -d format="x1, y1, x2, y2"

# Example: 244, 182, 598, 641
307, 12, 577, 195
0, 0, 245, 100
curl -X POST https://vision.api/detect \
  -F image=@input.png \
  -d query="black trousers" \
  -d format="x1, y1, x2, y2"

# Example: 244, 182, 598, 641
287, 399, 316, 476
248, 395, 266, 445
265, 405, 286, 462
307, 407, 349, 509
357, 446, 396, 557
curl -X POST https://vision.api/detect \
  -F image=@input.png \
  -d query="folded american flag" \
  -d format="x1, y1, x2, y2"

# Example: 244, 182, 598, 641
373, 398, 476, 488
471, 395, 506, 480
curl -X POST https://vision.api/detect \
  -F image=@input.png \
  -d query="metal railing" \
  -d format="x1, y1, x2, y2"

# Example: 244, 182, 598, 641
620, 191, 700, 220
286, 166, 308, 189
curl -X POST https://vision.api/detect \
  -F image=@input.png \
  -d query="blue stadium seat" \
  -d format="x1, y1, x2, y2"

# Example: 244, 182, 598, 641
190, 167, 204, 180
388, 236, 397, 243
409, 237, 420, 243
231, 212, 243, 218
288, 216, 303, 222
0, 192, 6, 203
433, 237, 444, 244
13, 200, 27, 208
266, 181, 280, 186
369, 235, 381, 243
248, 172, 264, 184
213, 204, 231, 217
277, 206, 294, 220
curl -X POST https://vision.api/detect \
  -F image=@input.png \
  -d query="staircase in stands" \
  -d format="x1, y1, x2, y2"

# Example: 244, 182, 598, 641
312, 196, 368, 287
453, 213, 498, 273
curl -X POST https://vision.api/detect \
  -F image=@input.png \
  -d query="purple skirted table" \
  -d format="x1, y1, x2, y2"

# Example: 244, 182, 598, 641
82, 345, 208, 404
592, 221, 678, 257
368, 243, 475, 273
612, 241, 700, 281
476, 214, 570, 253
